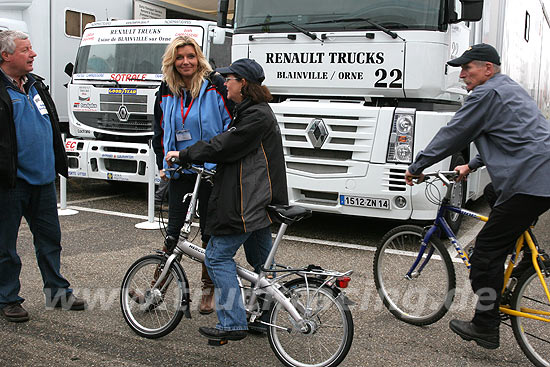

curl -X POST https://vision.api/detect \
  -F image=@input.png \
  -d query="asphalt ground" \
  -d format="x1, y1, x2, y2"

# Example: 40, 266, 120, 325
1, 177, 549, 366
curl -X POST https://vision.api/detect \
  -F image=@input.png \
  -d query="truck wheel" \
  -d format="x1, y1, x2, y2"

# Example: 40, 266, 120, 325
444, 153, 467, 233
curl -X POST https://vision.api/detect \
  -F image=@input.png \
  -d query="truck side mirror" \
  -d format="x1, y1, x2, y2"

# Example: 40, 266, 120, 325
64, 62, 74, 77
211, 27, 226, 45
460, 0, 484, 21
448, 0, 484, 23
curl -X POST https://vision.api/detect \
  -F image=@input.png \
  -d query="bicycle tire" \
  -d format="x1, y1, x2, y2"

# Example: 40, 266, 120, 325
510, 261, 550, 367
373, 225, 456, 325
267, 278, 354, 367
120, 255, 186, 338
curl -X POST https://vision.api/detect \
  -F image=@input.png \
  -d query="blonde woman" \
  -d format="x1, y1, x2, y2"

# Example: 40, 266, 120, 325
152, 36, 232, 314
166, 59, 288, 341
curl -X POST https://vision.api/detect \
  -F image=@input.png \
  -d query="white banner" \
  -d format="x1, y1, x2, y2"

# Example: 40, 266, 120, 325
81, 25, 205, 46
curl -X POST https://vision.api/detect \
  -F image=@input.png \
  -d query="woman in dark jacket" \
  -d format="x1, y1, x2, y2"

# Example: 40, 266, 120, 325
166, 58, 287, 341
152, 36, 232, 314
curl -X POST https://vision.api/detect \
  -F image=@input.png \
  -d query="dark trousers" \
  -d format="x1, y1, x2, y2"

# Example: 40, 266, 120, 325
0, 180, 71, 307
167, 173, 213, 287
470, 190, 550, 328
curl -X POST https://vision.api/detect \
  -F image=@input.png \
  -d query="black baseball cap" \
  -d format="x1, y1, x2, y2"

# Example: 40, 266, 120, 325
447, 43, 501, 66
216, 58, 265, 84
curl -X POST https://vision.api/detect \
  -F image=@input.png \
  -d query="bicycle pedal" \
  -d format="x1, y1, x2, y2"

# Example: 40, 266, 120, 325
208, 338, 228, 346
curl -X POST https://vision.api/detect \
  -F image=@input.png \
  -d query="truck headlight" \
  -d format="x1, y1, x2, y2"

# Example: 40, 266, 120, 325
387, 108, 415, 164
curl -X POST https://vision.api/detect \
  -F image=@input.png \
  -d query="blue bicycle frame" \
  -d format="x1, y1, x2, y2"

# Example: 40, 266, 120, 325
405, 173, 488, 278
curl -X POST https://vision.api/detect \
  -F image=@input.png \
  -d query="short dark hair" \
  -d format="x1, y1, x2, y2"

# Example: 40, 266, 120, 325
242, 82, 272, 103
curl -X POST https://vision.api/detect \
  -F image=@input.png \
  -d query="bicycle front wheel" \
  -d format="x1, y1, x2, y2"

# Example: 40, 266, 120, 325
373, 225, 456, 325
510, 263, 550, 367
120, 255, 186, 338
267, 279, 353, 367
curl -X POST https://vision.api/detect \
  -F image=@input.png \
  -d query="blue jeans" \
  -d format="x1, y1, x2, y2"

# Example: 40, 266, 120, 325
0, 179, 71, 307
204, 226, 272, 331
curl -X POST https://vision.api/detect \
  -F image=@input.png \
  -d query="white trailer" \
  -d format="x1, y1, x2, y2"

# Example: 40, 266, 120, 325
0, 0, 135, 132
0, 0, 224, 131
64, 19, 231, 183
217, 0, 550, 231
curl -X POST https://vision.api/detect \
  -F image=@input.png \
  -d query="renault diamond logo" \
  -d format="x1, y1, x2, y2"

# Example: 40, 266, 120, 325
307, 118, 328, 149
117, 105, 129, 122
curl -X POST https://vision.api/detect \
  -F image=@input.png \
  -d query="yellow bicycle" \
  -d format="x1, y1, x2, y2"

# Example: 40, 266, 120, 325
373, 171, 550, 366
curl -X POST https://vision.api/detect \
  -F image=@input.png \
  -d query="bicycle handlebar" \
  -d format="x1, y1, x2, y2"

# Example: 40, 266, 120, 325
420, 170, 458, 186
165, 157, 216, 177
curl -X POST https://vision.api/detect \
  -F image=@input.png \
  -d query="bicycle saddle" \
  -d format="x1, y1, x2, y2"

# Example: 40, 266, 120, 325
267, 205, 312, 224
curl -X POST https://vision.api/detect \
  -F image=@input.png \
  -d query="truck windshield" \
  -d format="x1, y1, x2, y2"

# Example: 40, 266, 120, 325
74, 43, 167, 75
235, 0, 444, 32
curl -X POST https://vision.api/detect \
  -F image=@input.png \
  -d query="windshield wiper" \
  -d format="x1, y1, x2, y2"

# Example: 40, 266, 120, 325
307, 18, 401, 40
238, 20, 317, 40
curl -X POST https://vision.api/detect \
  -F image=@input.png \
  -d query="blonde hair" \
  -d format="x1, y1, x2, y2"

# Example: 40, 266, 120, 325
161, 36, 212, 98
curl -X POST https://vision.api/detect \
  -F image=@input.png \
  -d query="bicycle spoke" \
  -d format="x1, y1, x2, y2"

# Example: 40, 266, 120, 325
121, 256, 185, 339
268, 281, 353, 367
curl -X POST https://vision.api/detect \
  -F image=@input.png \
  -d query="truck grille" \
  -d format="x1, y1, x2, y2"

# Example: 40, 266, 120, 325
384, 168, 407, 191
73, 112, 153, 132
99, 94, 148, 113
277, 111, 376, 177
72, 93, 152, 133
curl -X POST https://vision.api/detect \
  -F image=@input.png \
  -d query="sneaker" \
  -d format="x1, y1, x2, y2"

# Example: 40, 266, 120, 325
1, 303, 29, 323
46, 293, 87, 311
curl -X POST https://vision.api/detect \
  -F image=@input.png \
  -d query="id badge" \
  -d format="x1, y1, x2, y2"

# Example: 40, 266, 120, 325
33, 94, 48, 115
176, 129, 192, 142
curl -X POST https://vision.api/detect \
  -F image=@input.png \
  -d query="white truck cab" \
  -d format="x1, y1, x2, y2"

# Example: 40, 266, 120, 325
65, 19, 230, 183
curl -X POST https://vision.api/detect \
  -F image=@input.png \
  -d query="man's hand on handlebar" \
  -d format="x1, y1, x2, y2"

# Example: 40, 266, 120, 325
405, 169, 425, 186
454, 164, 471, 182
159, 169, 168, 181
165, 151, 180, 166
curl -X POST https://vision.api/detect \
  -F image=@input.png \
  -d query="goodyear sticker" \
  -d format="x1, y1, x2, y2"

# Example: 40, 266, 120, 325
108, 88, 138, 95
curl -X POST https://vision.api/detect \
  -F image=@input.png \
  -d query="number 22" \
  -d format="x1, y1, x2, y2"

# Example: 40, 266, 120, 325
374, 68, 403, 88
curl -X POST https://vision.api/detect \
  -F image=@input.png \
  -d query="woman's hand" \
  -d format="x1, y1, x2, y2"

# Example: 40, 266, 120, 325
165, 151, 180, 166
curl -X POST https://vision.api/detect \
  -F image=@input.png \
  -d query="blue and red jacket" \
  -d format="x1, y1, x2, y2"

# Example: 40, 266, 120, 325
152, 72, 232, 174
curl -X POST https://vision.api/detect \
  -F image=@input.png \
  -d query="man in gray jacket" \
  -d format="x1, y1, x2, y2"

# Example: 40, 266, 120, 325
405, 44, 550, 349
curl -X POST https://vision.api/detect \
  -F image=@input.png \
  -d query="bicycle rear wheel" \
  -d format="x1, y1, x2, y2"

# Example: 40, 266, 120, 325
510, 263, 550, 367
267, 279, 353, 367
120, 255, 186, 338
373, 225, 456, 325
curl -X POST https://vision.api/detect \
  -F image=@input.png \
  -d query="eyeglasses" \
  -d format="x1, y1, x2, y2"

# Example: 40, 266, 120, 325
224, 77, 241, 82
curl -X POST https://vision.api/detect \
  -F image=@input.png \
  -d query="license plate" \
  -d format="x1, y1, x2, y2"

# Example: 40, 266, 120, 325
340, 195, 390, 210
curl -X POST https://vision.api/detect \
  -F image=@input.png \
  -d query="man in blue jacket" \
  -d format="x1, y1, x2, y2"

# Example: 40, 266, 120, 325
405, 44, 550, 349
0, 30, 86, 322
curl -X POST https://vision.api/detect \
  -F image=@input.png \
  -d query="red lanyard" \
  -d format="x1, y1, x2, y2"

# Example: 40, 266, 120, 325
180, 94, 194, 127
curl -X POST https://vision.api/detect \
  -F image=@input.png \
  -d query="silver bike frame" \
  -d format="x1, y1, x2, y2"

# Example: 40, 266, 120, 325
150, 166, 307, 329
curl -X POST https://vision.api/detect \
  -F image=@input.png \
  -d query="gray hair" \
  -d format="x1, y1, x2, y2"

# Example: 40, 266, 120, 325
471, 59, 501, 74
0, 30, 29, 64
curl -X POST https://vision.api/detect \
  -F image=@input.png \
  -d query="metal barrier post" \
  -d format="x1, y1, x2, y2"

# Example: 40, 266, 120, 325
135, 139, 162, 229
58, 133, 78, 216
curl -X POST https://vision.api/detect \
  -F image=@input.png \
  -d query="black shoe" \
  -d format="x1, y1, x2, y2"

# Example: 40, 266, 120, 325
199, 326, 247, 341
46, 293, 87, 311
1, 303, 29, 323
449, 319, 499, 349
